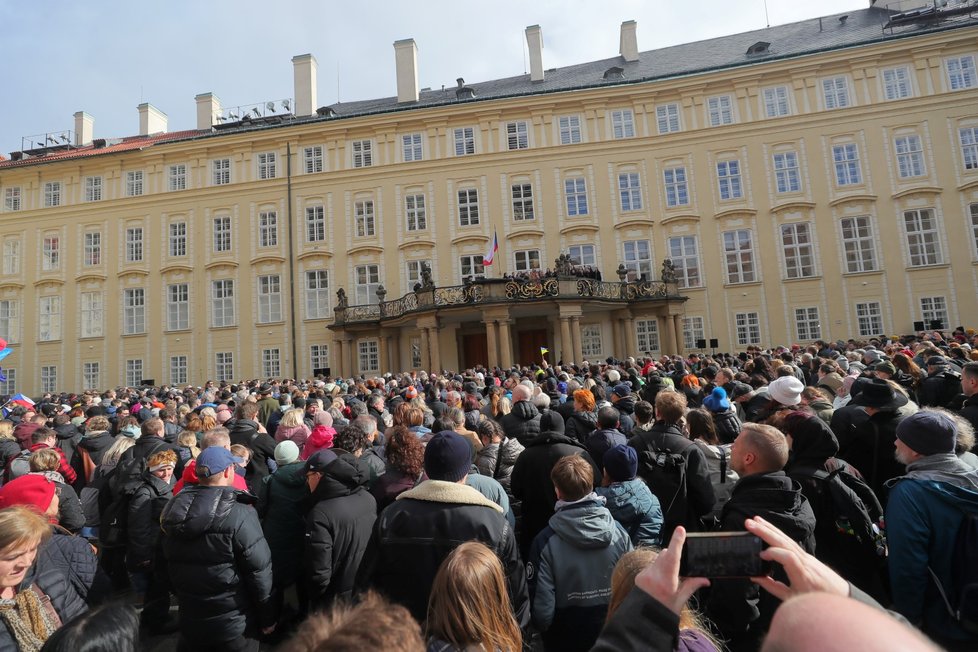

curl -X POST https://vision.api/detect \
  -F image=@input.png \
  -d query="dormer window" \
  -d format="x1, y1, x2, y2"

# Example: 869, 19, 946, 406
747, 41, 770, 56
603, 66, 625, 80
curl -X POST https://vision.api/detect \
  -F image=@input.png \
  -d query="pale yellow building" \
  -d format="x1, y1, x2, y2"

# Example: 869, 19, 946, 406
2, 1, 978, 392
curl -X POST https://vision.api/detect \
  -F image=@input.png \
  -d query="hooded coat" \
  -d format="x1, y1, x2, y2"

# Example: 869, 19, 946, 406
53, 422, 83, 467
499, 400, 543, 445
274, 422, 311, 450
257, 461, 309, 589
71, 430, 116, 490
228, 419, 277, 494
564, 410, 598, 444
595, 479, 663, 547
126, 468, 173, 571
300, 425, 337, 461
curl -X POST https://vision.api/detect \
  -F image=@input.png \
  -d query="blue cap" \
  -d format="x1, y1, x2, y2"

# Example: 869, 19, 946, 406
197, 447, 242, 478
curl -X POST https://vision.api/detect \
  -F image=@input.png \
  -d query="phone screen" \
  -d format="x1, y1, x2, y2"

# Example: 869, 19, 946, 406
680, 532, 771, 578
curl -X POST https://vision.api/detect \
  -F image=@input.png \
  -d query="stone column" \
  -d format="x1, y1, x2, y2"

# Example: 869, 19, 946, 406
660, 315, 676, 355
342, 337, 354, 377
612, 317, 623, 360
334, 338, 345, 377
389, 334, 400, 371
571, 316, 583, 364
498, 320, 514, 369
625, 317, 636, 356
673, 314, 684, 356
430, 327, 442, 373
485, 320, 499, 370
378, 335, 389, 375
559, 316, 572, 364
420, 328, 431, 372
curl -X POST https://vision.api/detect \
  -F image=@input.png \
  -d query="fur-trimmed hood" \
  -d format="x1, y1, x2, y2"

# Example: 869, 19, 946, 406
396, 479, 503, 513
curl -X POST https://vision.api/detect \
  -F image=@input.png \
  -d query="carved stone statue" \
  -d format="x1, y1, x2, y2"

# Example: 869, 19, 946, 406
419, 261, 434, 289
555, 253, 574, 277
336, 288, 348, 309
661, 259, 677, 284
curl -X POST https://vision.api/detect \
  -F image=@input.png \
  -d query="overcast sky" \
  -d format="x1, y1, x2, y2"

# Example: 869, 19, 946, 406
0, 0, 870, 155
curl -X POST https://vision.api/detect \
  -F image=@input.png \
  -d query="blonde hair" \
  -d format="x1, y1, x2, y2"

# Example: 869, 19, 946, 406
29, 448, 61, 473
288, 591, 423, 651
0, 420, 14, 441
177, 431, 200, 459
497, 396, 512, 416
0, 506, 52, 558
426, 542, 522, 652
279, 408, 304, 428
101, 436, 136, 466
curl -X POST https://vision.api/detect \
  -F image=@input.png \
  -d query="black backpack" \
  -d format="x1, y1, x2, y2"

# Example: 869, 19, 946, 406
4, 449, 33, 483
634, 431, 689, 539
929, 511, 978, 635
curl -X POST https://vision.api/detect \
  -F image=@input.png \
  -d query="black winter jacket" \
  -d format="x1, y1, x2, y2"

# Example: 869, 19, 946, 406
564, 410, 598, 444
499, 401, 542, 445
161, 485, 274, 643
711, 407, 742, 445
54, 423, 82, 467
0, 437, 19, 467
258, 461, 309, 589
474, 437, 525, 492
960, 393, 978, 445
72, 431, 115, 489
228, 419, 277, 494
126, 469, 173, 570
836, 409, 906, 500
612, 395, 636, 436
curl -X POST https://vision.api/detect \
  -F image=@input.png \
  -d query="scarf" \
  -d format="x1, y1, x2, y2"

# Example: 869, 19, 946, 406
0, 585, 59, 652
900, 453, 978, 491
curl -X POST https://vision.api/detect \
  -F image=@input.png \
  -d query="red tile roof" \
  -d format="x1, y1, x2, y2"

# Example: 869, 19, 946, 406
0, 129, 207, 169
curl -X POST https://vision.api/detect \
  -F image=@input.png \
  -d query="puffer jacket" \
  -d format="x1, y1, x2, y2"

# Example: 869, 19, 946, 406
257, 461, 308, 589
595, 479, 663, 547
274, 423, 311, 449
228, 419, 277, 494
300, 425, 337, 460
565, 410, 598, 444
691, 440, 738, 522
710, 408, 742, 445
161, 485, 274, 643
305, 452, 377, 609
474, 437, 525, 492
499, 401, 542, 445
613, 395, 637, 436
126, 469, 173, 570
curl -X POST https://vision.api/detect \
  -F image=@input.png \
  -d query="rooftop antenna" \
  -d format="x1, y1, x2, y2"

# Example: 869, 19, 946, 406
337, 60, 341, 103
763, 0, 770, 28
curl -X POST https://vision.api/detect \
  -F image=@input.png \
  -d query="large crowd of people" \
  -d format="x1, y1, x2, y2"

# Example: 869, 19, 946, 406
0, 329, 977, 651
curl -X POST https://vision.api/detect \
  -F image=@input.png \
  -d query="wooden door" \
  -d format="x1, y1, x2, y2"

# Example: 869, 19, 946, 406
516, 328, 549, 366
461, 332, 488, 369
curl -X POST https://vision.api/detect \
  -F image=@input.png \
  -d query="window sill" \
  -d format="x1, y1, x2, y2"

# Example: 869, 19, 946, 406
723, 280, 762, 288
905, 263, 949, 271
164, 328, 192, 334
841, 269, 882, 277
783, 275, 822, 282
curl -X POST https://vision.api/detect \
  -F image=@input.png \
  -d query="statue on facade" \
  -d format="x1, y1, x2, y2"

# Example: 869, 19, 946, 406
661, 259, 677, 284
419, 261, 434, 290
336, 288, 348, 309
555, 252, 574, 277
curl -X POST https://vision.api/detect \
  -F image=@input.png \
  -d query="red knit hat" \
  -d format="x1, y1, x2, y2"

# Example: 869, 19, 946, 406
0, 475, 56, 513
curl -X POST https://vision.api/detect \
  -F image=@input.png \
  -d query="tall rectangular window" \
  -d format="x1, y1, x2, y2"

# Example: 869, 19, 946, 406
511, 184, 534, 221
125, 171, 144, 196
946, 55, 977, 90
123, 288, 145, 335
832, 144, 862, 186
212, 279, 235, 327
623, 240, 652, 280
795, 307, 821, 341
82, 362, 100, 391
735, 312, 761, 346
352, 140, 373, 167
656, 104, 680, 134
169, 222, 187, 257
80, 292, 103, 338
856, 301, 883, 337
514, 249, 541, 272
262, 348, 281, 378
0, 369, 16, 394
453, 127, 475, 156
306, 205, 325, 242
558, 115, 582, 144
304, 146, 324, 173
43, 182, 62, 207
257, 275, 282, 323
257, 152, 277, 180
39, 296, 61, 341
83, 232, 101, 266
920, 296, 949, 330
581, 325, 603, 359
781, 223, 816, 279
167, 283, 189, 331
840, 216, 878, 273
4, 187, 21, 211
971, 203, 978, 254
904, 208, 943, 266
564, 178, 588, 216
635, 320, 660, 354
611, 110, 635, 139
42, 236, 60, 271
457, 189, 480, 226
506, 121, 529, 150
716, 160, 743, 200
460, 255, 485, 280
305, 270, 330, 319
773, 152, 801, 193
882, 66, 912, 100
215, 352, 233, 382
822, 76, 851, 109
895, 135, 925, 178
40, 366, 57, 393
358, 340, 380, 373
213, 216, 232, 253
2, 239, 19, 275
0, 300, 19, 344
355, 200, 375, 237
723, 229, 755, 284
405, 194, 426, 230
683, 317, 705, 352
402, 134, 423, 162
170, 356, 188, 385
668, 236, 701, 288
125, 227, 143, 263
663, 167, 689, 207
259, 211, 278, 247
958, 127, 978, 170
355, 265, 380, 305
212, 158, 231, 185
707, 95, 734, 126
310, 345, 329, 373
168, 164, 187, 191
567, 244, 595, 267
618, 172, 643, 211
763, 86, 790, 118
84, 176, 103, 202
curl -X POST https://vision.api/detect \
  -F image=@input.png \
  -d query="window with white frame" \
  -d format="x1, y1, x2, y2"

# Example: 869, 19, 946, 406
41, 366, 57, 393
454, 127, 476, 156
82, 362, 100, 391
856, 302, 883, 337
0, 369, 15, 394
310, 345, 329, 372
306, 205, 325, 242
773, 151, 801, 193
212, 279, 235, 327
405, 194, 426, 231
656, 104, 681, 134
840, 216, 878, 273
723, 229, 755, 284
125, 171, 144, 196
457, 189, 479, 226
716, 160, 743, 200
959, 127, 978, 170
668, 236, 701, 288
460, 255, 485, 280
882, 66, 912, 100
514, 249, 541, 272
564, 177, 588, 216
257, 152, 277, 180
635, 319, 660, 354
170, 356, 188, 385
358, 340, 380, 373
920, 296, 949, 330
822, 76, 851, 109
83, 232, 101, 266
84, 176, 103, 202
125, 227, 143, 263
707, 95, 734, 126
406, 259, 432, 290
259, 211, 278, 247
305, 270, 330, 319
402, 134, 423, 162
410, 337, 422, 368
4, 187, 21, 211
623, 240, 653, 280
904, 208, 943, 266
80, 292, 102, 338
355, 200, 375, 237
352, 140, 373, 167
611, 110, 635, 139
512, 183, 534, 221
781, 223, 816, 279
663, 167, 689, 207
795, 307, 821, 341
0, 300, 19, 344
618, 172, 643, 211
303, 146, 324, 173
832, 143, 862, 186
169, 222, 187, 257
2, 239, 19, 275
970, 203, 978, 255
558, 115, 582, 145
213, 216, 232, 253
581, 324, 603, 359
43, 182, 62, 208
506, 121, 529, 150
735, 312, 761, 346
215, 352, 233, 382
168, 164, 187, 191
946, 55, 977, 90
895, 135, 925, 178
763, 86, 790, 118
568, 244, 596, 267
123, 288, 145, 335
39, 296, 61, 341
355, 265, 380, 305
42, 235, 60, 271
212, 158, 231, 185
257, 275, 282, 323
683, 317, 705, 351
167, 284, 189, 331
262, 348, 281, 378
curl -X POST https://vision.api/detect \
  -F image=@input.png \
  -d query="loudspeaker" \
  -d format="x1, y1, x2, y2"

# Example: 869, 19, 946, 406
696, 338, 707, 349
140, 379, 155, 387
930, 319, 944, 331
313, 367, 331, 377
709, 338, 719, 349
913, 321, 925, 332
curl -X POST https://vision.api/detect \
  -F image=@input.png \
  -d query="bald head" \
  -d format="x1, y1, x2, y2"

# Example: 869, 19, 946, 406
512, 384, 532, 403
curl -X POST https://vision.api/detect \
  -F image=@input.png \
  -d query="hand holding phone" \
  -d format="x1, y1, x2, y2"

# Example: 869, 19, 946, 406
679, 531, 771, 578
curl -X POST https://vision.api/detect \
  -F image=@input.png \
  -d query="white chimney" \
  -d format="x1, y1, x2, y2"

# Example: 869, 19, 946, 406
137, 103, 167, 136
394, 39, 420, 103
620, 20, 639, 63
195, 93, 221, 130
525, 25, 544, 82
73, 111, 94, 146
292, 53, 318, 117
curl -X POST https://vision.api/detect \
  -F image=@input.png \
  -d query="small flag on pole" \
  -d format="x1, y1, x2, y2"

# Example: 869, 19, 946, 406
540, 347, 549, 356
484, 229, 499, 266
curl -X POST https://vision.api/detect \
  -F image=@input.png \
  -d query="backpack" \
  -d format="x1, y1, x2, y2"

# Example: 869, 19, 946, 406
99, 485, 132, 549
929, 511, 978, 635
5, 449, 33, 482
634, 431, 689, 539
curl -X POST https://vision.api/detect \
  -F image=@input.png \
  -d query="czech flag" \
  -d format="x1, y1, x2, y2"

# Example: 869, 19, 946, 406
9, 393, 34, 409
484, 229, 499, 266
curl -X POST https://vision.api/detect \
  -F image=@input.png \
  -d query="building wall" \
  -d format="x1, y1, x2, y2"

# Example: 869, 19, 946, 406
1, 26, 977, 391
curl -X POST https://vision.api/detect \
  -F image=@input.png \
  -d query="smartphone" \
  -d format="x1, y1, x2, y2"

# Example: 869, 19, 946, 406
680, 531, 771, 578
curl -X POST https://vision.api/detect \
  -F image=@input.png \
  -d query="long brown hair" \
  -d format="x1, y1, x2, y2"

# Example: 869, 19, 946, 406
426, 542, 522, 652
